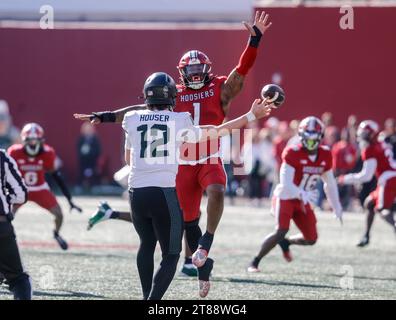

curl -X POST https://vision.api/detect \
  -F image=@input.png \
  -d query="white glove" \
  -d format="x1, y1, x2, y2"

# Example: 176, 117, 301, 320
300, 189, 319, 205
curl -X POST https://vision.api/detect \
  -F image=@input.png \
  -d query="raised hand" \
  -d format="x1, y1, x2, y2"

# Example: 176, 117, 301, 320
243, 10, 272, 36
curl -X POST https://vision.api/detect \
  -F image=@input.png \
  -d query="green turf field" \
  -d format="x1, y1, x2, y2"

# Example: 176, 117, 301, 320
1, 196, 395, 300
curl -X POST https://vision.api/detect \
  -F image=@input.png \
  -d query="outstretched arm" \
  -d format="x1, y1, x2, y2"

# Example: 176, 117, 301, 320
221, 11, 272, 114
339, 159, 377, 185
196, 99, 273, 141
74, 104, 146, 124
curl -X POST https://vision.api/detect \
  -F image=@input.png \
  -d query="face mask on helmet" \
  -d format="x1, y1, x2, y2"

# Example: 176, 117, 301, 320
300, 131, 322, 151
180, 64, 211, 90
24, 138, 43, 156
357, 128, 372, 143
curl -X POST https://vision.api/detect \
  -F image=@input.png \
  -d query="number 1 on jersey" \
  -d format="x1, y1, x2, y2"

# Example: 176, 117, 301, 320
193, 103, 200, 125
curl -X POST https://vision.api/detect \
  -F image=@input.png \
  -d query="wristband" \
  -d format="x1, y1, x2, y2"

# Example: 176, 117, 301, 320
249, 25, 263, 48
246, 111, 256, 122
91, 111, 116, 123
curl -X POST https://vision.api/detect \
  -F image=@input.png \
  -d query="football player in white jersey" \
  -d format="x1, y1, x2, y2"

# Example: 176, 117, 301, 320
112, 72, 273, 300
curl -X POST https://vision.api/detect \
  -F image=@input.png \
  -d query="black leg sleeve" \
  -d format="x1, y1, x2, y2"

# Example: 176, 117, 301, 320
148, 253, 180, 300
185, 219, 202, 253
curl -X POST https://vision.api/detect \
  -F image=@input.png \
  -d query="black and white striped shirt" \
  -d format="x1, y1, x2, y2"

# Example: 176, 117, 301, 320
0, 150, 27, 217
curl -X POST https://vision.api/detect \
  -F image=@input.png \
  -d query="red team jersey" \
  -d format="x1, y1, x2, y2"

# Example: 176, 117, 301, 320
361, 142, 396, 210
362, 142, 396, 180
331, 141, 357, 174
282, 144, 333, 194
8, 144, 56, 190
175, 76, 227, 162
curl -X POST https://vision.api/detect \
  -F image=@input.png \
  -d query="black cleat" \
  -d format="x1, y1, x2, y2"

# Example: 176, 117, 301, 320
278, 239, 293, 262
357, 236, 370, 247
54, 231, 68, 250
198, 258, 214, 298
278, 239, 290, 252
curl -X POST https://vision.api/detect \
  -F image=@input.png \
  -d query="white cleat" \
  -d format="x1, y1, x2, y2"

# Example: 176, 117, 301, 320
192, 248, 208, 268
199, 280, 211, 298
197, 257, 214, 298
247, 265, 261, 273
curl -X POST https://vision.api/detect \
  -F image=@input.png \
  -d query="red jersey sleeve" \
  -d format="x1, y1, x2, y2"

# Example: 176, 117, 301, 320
323, 149, 333, 172
361, 145, 375, 161
282, 146, 299, 169
43, 145, 57, 172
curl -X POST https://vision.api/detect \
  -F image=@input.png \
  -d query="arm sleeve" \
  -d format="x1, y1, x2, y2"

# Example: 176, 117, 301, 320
3, 153, 27, 204
282, 147, 298, 169
51, 170, 72, 202
278, 163, 302, 199
343, 159, 377, 184
322, 170, 342, 214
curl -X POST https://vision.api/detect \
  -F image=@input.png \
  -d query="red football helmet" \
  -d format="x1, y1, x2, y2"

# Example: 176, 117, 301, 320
177, 50, 212, 90
298, 116, 325, 151
357, 120, 379, 143
21, 123, 45, 156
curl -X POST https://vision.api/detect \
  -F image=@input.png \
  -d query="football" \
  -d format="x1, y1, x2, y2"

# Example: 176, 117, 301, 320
261, 84, 285, 108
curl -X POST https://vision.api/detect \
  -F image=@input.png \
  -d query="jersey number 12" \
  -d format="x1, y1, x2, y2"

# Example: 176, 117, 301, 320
137, 124, 169, 158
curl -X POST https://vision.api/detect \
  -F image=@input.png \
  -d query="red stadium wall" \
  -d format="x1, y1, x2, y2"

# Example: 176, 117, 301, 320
0, 7, 395, 182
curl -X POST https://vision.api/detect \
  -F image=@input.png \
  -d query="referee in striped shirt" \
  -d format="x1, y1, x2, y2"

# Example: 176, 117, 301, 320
0, 149, 32, 300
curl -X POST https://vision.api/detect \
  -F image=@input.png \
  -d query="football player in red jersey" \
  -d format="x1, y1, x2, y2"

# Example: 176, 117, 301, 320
74, 10, 271, 296
247, 117, 343, 272
8, 123, 82, 250
339, 120, 396, 247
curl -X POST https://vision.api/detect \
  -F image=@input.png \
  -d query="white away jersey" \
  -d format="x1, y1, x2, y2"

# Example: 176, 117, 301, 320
122, 109, 201, 188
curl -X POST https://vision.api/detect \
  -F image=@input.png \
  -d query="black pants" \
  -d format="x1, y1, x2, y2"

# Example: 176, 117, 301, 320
0, 221, 32, 300
129, 187, 183, 300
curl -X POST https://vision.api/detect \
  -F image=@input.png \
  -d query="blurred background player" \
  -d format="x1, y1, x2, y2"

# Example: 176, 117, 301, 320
77, 122, 102, 192
248, 116, 343, 272
379, 118, 396, 157
7, 123, 82, 250
75, 10, 272, 277
331, 129, 358, 210
339, 120, 396, 247
0, 100, 20, 149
